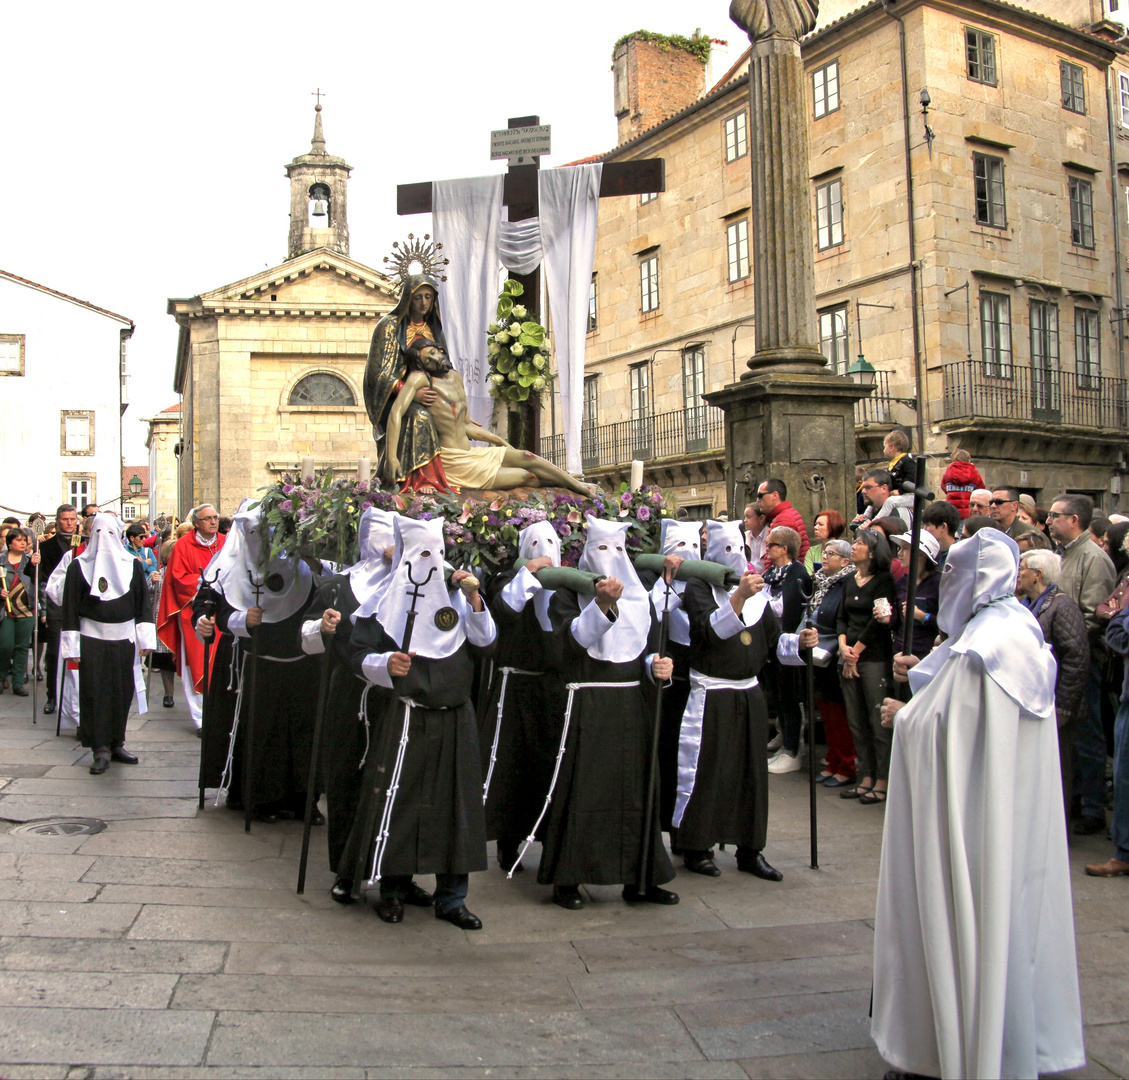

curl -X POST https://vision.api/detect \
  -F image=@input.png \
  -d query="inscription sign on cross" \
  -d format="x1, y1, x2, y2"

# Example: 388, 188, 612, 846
396, 115, 665, 450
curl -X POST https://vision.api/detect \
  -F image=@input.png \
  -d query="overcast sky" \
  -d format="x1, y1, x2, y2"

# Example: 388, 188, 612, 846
1, 1, 738, 463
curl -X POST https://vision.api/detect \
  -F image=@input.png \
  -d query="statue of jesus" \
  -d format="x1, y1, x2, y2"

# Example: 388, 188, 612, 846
384, 329, 597, 498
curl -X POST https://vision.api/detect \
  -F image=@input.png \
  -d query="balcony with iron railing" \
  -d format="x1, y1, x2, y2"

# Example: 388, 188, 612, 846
940, 360, 1129, 431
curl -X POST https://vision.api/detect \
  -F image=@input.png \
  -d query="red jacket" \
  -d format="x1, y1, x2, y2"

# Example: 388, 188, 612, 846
940, 460, 985, 518
764, 500, 810, 569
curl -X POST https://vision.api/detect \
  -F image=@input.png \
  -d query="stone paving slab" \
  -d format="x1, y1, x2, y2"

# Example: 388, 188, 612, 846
0, 1005, 214, 1065
3, 777, 200, 798
205, 1005, 706, 1069
78, 831, 284, 861
0, 970, 178, 1009
0, 794, 198, 821
737, 1047, 890, 1078
42, 765, 200, 781
0, 937, 227, 974
82, 855, 297, 890
0, 851, 97, 880
0, 901, 140, 939
0, 881, 101, 903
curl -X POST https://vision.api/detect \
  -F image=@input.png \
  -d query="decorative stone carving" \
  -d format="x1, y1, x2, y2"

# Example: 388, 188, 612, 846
729, 0, 818, 43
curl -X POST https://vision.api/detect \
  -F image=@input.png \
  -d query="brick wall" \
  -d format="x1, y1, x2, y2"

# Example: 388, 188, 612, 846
614, 37, 706, 145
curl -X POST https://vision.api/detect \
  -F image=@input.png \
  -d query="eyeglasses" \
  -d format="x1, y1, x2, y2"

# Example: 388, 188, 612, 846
1045, 511, 1074, 521
988, 498, 1011, 507
197, 515, 219, 522
767, 542, 785, 549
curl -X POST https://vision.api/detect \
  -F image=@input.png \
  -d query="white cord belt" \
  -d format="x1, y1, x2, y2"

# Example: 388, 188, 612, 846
483, 666, 543, 804
507, 679, 641, 879
364, 694, 419, 887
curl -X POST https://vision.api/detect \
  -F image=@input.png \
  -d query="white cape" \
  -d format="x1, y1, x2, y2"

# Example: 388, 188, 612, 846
871, 651, 1085, 1079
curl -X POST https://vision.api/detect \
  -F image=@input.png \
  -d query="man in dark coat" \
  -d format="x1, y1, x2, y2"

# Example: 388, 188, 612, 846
39, 504, 79, 715
338, 517, 494, 929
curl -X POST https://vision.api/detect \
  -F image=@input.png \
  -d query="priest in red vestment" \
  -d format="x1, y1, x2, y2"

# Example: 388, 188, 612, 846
157, 505, 224, 729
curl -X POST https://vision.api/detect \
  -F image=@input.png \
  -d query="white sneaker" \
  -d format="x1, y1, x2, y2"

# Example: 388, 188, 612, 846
766, 732, 783, 753
768, 751, 802, 774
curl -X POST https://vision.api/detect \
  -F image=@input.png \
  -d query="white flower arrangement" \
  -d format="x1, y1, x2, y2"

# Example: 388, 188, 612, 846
485, 279, 551, 410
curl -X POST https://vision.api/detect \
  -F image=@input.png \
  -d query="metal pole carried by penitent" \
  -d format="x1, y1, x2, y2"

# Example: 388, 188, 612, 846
243, 570, 266, 833
897, 457, 934, 698
30, 533, 40, 725
197, 567, 219, 810
298, 583, 339, 895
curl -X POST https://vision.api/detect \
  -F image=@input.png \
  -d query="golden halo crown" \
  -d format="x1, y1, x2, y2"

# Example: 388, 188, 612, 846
383, 234, 450, 286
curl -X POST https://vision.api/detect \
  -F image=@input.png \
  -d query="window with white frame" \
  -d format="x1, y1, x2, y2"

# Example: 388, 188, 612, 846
1069, 176, 1095, 248
1120, 72, 1129, 125
973, 153, 1007, 228
724, 111, 748, 162
816, 178, 844, 250
966, 27, 997, 86
122, 504, 138, 521
640, 253, 660, 314
587, 276, 598, 334
818, 305, 850, 374
1061, 62, 1085, 115
813, 60, 840, 119
630, 363, 649, 421
1075, 308, 1101, 389
0, 335, 24, 375
640, 190, 658, 205
67, 477, 93, 506
980, 291, 1012, 377
726, 218, 750, 282
682, 347, 708, 442
1030, 299, 1060, 412
583, 374, 598, 429
61, 411, 93, 455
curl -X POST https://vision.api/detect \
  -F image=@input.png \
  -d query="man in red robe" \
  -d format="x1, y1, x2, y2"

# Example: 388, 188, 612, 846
157, 505, 224, 730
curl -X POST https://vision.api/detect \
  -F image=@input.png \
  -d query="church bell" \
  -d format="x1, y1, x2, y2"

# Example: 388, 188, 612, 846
312, 199, 328, 219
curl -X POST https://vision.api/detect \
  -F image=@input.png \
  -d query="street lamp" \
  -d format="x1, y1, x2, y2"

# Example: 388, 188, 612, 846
128, 474, 143, 496
846, 354, 877, 387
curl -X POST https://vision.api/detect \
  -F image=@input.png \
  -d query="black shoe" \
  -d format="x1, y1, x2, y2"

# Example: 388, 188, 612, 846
435, 904, 482, 930
89, 752, 110, 775
375, 896, 404, 923
330, 878, 355, 905
195, 728, 203, 739
737, 851, 783, 881
12, 685, 28, 697
403, 882, 434, 907
498, 845, 524, 872
36, 672, 43, 682
552, 885, 584, 910
684, 852, 721, 877
42, 699, 55, 715
622, 885, 680, 905
110, 747, 138, 764
1074, 814, 1106, 835
162, 695, 174, 708
252, 808, 280, 824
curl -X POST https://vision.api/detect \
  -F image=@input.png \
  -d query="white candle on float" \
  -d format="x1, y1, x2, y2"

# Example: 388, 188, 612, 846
630, 459, 644, 491
357, 456, 371, 483
300, 455, 315, 481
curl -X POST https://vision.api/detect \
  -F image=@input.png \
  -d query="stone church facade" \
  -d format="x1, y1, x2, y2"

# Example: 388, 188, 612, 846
168, 107, 397, 514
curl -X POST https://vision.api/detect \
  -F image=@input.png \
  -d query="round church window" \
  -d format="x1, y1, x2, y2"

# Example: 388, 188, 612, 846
289, 373, 356, 407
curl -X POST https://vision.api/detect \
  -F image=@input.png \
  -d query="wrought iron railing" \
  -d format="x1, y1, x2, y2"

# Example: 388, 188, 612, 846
539, 406, 725, 470
855, 370, 898, 427
941, 360, 1129, 430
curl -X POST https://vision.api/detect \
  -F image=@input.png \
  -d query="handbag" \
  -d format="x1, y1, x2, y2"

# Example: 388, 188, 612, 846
1097, 576, 1129, 622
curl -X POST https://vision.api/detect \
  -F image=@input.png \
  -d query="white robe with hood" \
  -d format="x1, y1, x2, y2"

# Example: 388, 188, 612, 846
871, 530, 1084, 1080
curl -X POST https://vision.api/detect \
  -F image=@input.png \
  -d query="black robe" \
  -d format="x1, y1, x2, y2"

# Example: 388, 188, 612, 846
537, 588, 675, 888
210, 585, 321, 814
302, 575, 367, 874
339, 613, 490, 893
677, 579, 780, 852
61, 559, 151, 750
194, 583, 239, 793
481, 570, 567, 850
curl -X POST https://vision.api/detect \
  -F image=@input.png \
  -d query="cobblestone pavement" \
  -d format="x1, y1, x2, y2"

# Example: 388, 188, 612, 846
0, 689, 1122, 1079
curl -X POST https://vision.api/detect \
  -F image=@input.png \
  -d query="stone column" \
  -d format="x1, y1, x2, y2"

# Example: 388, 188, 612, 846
746, 36, 825, 373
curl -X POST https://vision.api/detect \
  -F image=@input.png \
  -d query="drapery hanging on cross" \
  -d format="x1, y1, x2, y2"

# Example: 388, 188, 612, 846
432, 163, 603, 475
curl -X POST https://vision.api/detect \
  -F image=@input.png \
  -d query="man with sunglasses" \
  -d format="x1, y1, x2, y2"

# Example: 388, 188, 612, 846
988, 487, 1033, 540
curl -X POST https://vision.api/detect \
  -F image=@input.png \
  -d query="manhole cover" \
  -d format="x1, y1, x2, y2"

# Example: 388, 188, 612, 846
8, 818, 107, 836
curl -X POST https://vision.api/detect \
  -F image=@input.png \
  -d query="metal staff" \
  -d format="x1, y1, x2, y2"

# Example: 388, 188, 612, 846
243, 570, 266, 833
361, 559, 436, 889
30, 534, 39, 724
197, 566, 220, 810
799, 584, 819, 870
637, 567, 673, 896
897, 458, 935, 699
297, 583, 339, 895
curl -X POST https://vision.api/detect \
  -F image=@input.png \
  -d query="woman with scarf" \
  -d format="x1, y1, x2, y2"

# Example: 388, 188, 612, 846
300, 508, 398, 896
0, 529, 40, 696
873, 530, 1084, 1080
60, 514, 154, 774
539, 517, 678, 910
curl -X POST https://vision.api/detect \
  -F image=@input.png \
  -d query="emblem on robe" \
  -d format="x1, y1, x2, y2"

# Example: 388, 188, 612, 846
98, 577, 108, 594
266, 573, 285, 593
740, 630, 753, 646
434, 606, 459, 632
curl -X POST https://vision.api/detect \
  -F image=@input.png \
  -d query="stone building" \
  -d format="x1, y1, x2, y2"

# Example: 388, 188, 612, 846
546, 5, 1129, 519
120, 465, 149, 522
169, 108, 397, 513
0, 269, 132, 515
143, 403, 181, 522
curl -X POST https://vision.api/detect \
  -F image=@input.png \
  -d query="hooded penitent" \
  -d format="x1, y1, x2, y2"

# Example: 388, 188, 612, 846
346, 508, 398, 612
203, 504, 312, 623
576, 515, 651, 662
76, 513, 136, 601
704, 519, 767, 626
909, 529, 1055, 719
518, 520, 561, 632
650, 519, 702, 647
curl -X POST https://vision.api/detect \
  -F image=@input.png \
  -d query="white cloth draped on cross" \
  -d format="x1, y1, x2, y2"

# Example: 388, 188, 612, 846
432, 163, 604, 474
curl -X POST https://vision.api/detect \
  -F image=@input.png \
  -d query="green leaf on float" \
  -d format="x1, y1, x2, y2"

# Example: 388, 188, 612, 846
517, 361, 534, 377
503, 279, 524, 297
496, 355, 515, 374
519, 332, 543, 347
518, 374, 535, 387
514, 384, 531, 400
496, 296, 514, 318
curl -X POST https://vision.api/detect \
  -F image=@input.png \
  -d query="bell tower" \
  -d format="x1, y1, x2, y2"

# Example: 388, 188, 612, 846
285, 101, 352, 260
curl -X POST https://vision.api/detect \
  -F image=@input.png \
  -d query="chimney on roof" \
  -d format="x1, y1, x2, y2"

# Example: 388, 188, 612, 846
612, 33, 709, 145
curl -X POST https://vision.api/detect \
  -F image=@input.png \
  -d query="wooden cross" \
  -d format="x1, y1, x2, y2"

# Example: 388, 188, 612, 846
396, 115, 665, 449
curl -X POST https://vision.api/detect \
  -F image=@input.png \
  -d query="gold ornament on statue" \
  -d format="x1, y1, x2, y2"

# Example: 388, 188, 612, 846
382, 234, 450, 287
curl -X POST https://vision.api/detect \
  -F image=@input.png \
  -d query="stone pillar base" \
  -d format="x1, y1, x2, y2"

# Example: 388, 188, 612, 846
742, 347, 829, 378
706, 372, 873, 524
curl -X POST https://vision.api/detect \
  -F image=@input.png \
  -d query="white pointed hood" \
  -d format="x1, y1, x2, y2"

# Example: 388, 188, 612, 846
577, 515, 651, 662
650, 519, 702, 647
77, 513, 135, 601
374, 516, 465, 659
704, 518, 766, 626
203, 503, 312, 623
519, 520, 561, 633
346, 508, 398, 611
